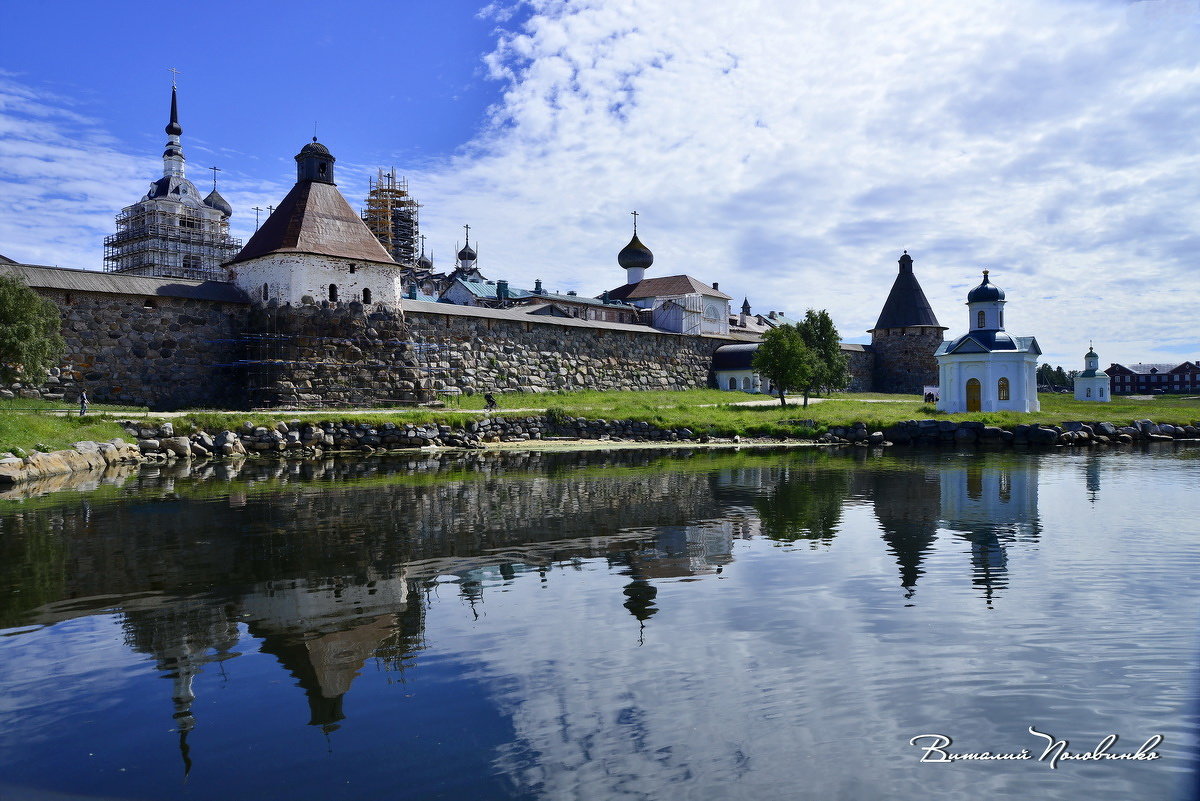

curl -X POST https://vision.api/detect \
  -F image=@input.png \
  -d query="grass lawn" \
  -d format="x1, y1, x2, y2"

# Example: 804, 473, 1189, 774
169, 389, 1200, 441
0, 413, 130, 455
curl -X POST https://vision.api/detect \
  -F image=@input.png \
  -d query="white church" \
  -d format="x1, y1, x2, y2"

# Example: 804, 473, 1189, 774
1073, 345, 1110, 402
935, 271, 1041, 413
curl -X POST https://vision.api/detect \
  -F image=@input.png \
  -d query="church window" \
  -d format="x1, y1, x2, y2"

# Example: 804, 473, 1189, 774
1086, 387, 1092, 398
977, 310, 985, 328
329, 284, 339, 303
998, 309, 1003, 327
362, 288, 371, 305
728, 377, 737, 390
998, 377, 1010, 400
262, 283, 268, 301
742, 377, 751, 391
1099, 388, 1105, 398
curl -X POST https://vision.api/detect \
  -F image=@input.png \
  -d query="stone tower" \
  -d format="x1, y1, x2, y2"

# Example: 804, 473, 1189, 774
868, 251, 947, 394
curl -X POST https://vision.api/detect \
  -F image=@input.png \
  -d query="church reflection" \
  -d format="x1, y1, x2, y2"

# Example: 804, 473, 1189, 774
870, 454, 1043, 605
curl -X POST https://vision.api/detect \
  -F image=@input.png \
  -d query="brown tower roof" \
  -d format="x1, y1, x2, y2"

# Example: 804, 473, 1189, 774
227, 181, 395, 266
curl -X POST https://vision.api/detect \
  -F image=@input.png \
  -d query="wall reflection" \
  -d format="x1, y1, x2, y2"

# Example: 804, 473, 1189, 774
0, 446, 1053, 775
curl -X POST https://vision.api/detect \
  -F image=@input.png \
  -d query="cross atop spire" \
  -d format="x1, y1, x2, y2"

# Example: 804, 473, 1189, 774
463, 223, 471, 245
631, 210, 639, 235
208, 166, 221, 190
167, 67, 182, 88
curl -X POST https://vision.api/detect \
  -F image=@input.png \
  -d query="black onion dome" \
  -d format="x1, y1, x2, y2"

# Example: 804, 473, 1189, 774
618, 233, 654, 271
416, 253, 433, 269
296, 137, 333, 160
967, 270, 1005, 302
203, 188, 233, 218
457, 243, 477, 261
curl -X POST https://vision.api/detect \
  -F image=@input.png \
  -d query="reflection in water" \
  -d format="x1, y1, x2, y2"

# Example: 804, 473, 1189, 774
0, 446, 1194, 801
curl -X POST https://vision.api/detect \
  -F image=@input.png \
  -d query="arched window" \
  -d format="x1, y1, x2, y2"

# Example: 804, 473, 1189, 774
728, 377, 737, 390
329, 284, 338, 303
742, 376, 751, 391
977, 310, 985, 328
262, 283, 269, 301
997, 377, 1010, 401
362, 287, 372, 305
1086, 387, 1092, 398
1099, 387, 1105, 398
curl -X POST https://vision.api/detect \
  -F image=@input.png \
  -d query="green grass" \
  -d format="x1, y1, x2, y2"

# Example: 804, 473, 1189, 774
0, 412, 129, 456
0, 398, 148, 414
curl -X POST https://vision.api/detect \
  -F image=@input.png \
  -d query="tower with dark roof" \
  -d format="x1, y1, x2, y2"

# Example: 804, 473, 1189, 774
103, 85, 242, 281
227, 138, 404, 308
868, 251, 948, 394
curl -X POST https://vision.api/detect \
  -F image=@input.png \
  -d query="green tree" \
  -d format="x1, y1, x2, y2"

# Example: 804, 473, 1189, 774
1054, 365, 1068, 388
752, 324, 819, 407
1037, 363, 1054, 388
0, 275, 65, 385
797, 309, 849, 401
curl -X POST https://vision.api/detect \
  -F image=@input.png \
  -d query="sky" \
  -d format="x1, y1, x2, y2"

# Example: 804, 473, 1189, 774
1, 0, 1199, 367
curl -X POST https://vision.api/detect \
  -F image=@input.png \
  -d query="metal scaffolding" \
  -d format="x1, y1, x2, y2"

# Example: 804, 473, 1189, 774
362, 169, 420, 266
104, 205, 242, 281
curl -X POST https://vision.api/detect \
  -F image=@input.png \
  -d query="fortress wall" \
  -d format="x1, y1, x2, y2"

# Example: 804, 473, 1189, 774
868, 327, 943, 394
8, 288, 246, 410
10, 285, 878, 409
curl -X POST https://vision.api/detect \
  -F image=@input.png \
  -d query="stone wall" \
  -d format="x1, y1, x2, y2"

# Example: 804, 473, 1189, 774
406, 308, 725, 395
13, 289, 246, 410
869, 327, 944, 394
845, 348, 875, 392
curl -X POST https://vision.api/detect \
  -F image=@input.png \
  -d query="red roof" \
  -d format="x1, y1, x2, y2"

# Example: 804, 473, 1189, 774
607, 274, 731, 301
227, 181, 395, 266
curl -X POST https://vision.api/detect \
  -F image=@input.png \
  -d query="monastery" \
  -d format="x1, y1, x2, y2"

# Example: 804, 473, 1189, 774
0, 86, 1021, 410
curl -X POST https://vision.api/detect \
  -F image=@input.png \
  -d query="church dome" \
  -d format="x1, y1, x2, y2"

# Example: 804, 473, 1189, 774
618, 233, 654, 271
203, 188, 233, 219
416, 253, 433, 269
296, 138, 333, 160
967, 270, 1005, 302
457, 243, 477, 261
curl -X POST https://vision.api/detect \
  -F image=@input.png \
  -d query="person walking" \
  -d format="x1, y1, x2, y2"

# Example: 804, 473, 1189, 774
78, 390, 89, 418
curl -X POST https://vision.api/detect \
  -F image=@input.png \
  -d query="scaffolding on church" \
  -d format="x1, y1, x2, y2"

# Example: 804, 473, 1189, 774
104, 206, 242, 281
362, 169, 420, 266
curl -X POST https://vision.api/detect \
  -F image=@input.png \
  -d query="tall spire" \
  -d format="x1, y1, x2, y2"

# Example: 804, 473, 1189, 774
162, 83, 186, 179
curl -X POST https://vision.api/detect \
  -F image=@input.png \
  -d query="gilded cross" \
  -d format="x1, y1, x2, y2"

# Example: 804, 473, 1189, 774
167, 67, 182, 87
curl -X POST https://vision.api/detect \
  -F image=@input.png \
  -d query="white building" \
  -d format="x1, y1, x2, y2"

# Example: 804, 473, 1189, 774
935, 271, 1041, 413
227, 139, 404, 307
1073, 345, 1110, 402
605, 221, 731, 335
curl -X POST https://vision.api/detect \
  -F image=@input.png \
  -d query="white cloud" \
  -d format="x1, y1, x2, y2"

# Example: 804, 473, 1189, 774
2, 2, 1200, 368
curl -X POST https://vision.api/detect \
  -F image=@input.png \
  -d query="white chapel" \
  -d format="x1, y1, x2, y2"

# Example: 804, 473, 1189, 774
935, 270, 1041, 413
1073, 344, 1110, 402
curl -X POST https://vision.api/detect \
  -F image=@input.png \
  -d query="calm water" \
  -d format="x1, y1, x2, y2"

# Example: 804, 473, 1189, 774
0, 446, 1197, 801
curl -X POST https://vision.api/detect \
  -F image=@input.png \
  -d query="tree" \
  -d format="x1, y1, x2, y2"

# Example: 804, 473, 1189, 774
752, 324, 819, 407
796, 309, 849, 402
1054, 365, 1068, 388
0, 275, 65, 386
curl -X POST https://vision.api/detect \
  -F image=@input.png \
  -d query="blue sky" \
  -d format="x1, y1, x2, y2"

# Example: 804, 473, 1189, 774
2, 0, 1199, 367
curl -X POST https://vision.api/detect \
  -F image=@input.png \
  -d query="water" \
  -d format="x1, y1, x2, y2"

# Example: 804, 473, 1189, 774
0, 446, 1197, 801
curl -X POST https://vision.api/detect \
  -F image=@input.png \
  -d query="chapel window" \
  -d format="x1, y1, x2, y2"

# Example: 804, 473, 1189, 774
362, 288, 372, 305
977, 310, 985, 328
997, 377, 1010, 401
329, 284, 339, 303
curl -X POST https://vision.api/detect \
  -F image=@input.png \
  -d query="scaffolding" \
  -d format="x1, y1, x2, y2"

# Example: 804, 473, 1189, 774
104, 205, 242, 282
362, 169, 420, 266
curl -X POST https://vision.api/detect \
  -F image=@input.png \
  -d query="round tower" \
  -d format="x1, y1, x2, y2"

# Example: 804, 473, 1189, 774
868, 251, 948, 394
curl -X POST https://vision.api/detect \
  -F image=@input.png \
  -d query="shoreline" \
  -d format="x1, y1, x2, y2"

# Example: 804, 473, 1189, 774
1, 412, 1197, 488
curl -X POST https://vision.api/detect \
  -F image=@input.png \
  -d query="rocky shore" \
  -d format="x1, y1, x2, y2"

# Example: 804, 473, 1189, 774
1, 414, 1195, 486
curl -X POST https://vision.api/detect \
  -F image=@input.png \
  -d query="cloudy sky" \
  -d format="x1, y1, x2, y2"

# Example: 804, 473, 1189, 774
2, 0, 1198, 365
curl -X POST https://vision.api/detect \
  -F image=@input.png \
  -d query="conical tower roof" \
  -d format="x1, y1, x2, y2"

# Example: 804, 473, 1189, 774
871, 251, 944, 330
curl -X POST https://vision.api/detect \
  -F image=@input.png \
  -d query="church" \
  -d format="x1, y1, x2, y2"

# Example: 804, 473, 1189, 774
935, 271, 1041, 413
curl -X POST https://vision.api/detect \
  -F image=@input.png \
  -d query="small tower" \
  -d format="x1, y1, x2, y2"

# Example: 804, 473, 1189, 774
868, 251, 948, 394
739, 297, 751, 327
452, 225, 483, 281
617, 212, 653, 285
1074, 343, 1110, 402
104, 83, 241, 280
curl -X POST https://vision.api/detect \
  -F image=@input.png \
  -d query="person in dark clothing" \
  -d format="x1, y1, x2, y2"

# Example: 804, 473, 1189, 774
79, 390, 89, 417
484, 392, 498, 411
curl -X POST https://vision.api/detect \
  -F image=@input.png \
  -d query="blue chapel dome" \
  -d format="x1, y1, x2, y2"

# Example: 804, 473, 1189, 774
967, 270, 1005, 302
